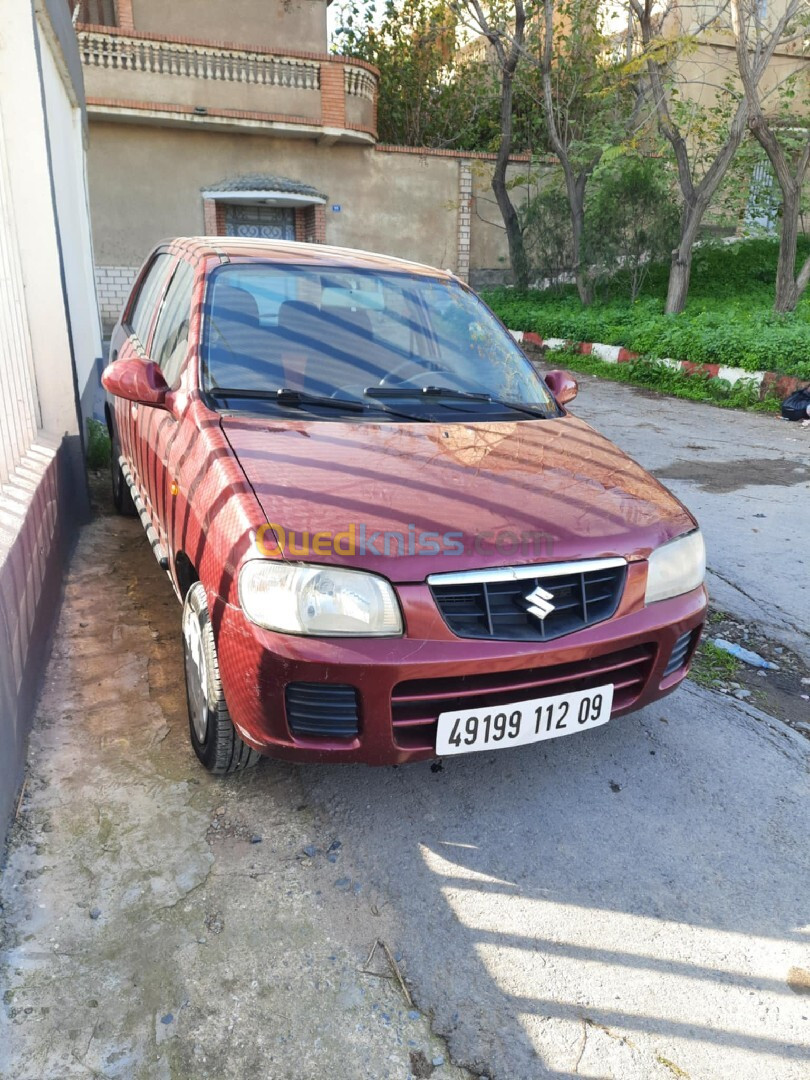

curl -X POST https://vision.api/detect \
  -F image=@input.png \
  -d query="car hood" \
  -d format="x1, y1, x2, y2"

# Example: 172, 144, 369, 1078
222, 414, 696, 583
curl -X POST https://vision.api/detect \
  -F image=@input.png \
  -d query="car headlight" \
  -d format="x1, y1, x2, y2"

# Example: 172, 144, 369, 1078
238, 560, 403, 636
645, 529, 706, 605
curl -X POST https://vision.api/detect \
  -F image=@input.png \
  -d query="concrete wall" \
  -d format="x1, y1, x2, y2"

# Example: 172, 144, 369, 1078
86, 124, 520, 327
0, 0, 97, 847
667, 2, 809, 119
131, 0, 328, 54
83, 63, 323, 119
468, 160, 540, 288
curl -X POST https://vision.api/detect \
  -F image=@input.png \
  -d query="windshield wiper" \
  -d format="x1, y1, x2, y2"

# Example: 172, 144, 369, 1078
364, 385, 552, 418
208, 386, 428, 422
209, 387, 367, 411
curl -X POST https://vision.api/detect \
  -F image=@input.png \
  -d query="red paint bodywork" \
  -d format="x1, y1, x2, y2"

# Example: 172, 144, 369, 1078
105, 238, 706, 766
543, 369, 578, 405
102, 357, 169, 408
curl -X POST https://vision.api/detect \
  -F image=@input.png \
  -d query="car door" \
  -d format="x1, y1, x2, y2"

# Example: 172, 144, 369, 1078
136, 257, 196, 558
110, 249, 175, 508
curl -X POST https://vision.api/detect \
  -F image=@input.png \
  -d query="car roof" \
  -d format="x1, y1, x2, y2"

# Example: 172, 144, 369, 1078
168, 237, 456, 280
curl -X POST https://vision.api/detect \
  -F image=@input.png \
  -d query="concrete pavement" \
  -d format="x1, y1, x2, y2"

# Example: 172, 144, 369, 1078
1, 381, 808, 1080
570, 376, 810, 657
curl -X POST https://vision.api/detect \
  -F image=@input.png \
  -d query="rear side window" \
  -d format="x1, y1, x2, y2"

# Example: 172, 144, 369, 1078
150, 260, 195, 387
128, 251, 172, 345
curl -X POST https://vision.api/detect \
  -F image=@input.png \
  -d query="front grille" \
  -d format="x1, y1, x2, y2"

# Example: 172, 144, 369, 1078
663, 629, 698, 678
391, 643, 656, 750
429, 560, 626, 641
285, 683, 359, 739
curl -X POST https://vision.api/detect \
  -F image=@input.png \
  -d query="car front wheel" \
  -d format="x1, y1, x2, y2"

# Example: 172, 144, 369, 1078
182, 582, 262, 774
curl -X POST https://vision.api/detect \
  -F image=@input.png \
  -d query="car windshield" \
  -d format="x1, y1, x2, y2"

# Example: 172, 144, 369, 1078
201, 263, 558, 421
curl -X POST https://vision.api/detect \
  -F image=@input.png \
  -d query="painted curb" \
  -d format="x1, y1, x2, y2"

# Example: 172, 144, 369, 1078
508, 329, 805, 400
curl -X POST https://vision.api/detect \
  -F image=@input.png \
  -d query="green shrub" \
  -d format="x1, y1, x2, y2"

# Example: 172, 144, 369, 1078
585, 154, 680, 302
484, 238, 810, 378
86, 418, 111, 470
521, 180, 574, 290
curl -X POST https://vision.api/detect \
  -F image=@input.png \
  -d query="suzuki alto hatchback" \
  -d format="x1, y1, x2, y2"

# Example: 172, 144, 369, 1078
102, 238, 706, 772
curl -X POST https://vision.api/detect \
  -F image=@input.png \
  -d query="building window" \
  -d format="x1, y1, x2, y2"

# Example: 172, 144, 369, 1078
72, 1, 117, 25
224, 204, 296, 241
744, 160, 778, 235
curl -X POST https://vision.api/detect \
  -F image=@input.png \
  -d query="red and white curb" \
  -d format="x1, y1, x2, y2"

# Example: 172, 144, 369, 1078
508, 329, 804, 400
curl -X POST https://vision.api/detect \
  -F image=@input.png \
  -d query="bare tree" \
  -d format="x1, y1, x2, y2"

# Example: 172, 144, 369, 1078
629, 0, 795, 314
538, 0, 592, 303
459, 0, 530, 288
537, 0, 648, 305
733, 0, 809, 312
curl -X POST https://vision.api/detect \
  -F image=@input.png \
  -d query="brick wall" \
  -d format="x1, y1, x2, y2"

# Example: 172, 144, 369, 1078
294, 204, 326, 244
95, 264, 138, 328
456, 160, 472, 283
320, 63, 345, 129
203, 198, 227, 235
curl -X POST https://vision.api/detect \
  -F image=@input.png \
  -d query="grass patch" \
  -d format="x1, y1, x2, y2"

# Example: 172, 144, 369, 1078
550, 349, 781, 412
86, 418, 111, 470
484, 238, 810, 380
689, 640, 740, 689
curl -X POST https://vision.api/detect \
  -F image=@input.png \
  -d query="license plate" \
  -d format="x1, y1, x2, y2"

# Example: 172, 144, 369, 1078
436, 683, 613, 756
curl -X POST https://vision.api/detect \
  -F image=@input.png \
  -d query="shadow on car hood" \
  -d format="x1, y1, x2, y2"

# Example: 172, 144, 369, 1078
221, 414, 696, 582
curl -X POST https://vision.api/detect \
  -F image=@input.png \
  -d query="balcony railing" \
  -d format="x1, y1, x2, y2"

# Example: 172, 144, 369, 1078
76, 28, 378, 139
79, 31, 321, 91
344, 66, 376, 101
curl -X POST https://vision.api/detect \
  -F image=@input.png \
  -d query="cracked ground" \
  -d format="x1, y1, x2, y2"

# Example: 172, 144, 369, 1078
1, 381, 809, 1079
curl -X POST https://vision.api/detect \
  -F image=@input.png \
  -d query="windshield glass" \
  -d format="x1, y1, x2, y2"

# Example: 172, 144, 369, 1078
201, 263, 557, 420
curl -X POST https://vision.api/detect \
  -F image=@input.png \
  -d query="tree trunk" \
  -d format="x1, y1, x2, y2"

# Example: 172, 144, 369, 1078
569, 173, 592, 305
492, 168, 529, 291
774, 185, 800, 313
491, 67, 529, 290
665, 201, 704, 315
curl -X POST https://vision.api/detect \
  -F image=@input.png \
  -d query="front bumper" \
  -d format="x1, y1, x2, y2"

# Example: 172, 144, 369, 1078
212, 573, 707, 766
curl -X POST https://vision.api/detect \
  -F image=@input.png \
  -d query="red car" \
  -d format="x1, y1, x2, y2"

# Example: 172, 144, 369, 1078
102, 238, 706, 773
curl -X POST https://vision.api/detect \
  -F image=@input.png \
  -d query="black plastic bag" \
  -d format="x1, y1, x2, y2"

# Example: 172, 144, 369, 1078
781, 385, 810, 421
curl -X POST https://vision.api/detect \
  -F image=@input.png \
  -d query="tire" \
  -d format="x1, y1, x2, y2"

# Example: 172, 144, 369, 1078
110, 422, 136, 516
182, 582, 262, 774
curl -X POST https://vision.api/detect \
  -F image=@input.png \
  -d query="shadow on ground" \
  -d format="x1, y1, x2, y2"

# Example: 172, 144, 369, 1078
0, 474, 807, 1080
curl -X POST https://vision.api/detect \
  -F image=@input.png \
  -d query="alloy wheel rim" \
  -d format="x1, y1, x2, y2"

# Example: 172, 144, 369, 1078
183, 605, 209, 743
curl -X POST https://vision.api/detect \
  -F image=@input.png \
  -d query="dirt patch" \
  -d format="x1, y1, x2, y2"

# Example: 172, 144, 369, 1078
0, 471, 468, 1080
654, 457, 810, 493
692, 609, 810, 733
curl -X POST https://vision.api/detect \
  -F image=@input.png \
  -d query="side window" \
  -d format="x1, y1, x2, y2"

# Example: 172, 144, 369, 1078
128, 252, 173, 345
149, 260, 195, 388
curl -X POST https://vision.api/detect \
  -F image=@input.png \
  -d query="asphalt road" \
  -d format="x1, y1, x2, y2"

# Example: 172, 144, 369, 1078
1, 381, 808, 1080
570, 376, 810, 657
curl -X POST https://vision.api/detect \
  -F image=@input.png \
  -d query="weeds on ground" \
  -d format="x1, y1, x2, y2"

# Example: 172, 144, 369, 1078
484, 238, 810, 379
86, 418, 111, 470
689, 640, 740, 688
551, 349, 782, 413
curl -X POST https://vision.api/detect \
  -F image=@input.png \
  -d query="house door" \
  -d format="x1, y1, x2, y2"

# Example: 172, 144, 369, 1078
223, 204, 296, 240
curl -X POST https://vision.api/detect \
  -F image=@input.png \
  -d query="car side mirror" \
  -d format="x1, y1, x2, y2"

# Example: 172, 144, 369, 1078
102, 358, 169, 408
545, 369, 578, 406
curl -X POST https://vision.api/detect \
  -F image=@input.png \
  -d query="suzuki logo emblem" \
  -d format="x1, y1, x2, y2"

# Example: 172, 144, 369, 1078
524, 584, 556, 621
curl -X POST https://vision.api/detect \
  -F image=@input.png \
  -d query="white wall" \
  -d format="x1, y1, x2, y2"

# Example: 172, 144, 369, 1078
37, 11, 103, 419
0, 108, 41, 488
0, 0, 97, 846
